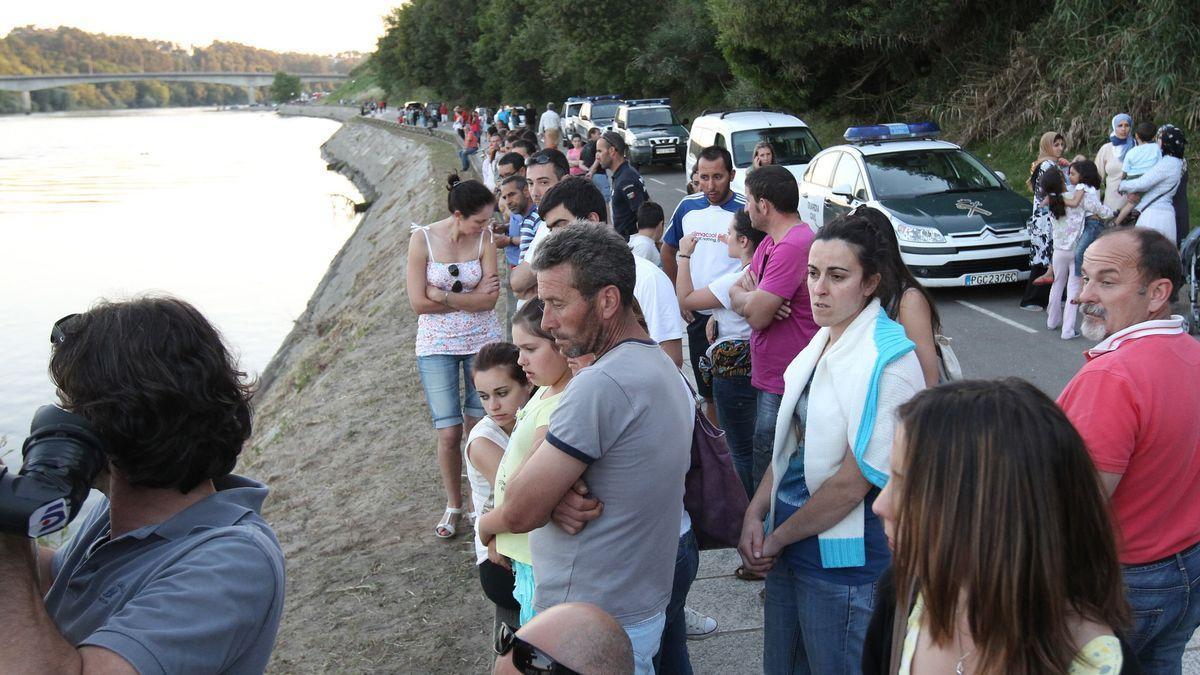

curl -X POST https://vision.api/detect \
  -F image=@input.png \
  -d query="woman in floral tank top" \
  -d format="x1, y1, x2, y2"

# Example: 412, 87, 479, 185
407, 174, 503, 539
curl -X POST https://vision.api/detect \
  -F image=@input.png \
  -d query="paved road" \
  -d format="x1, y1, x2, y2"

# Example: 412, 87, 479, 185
638, 162, 1197, 398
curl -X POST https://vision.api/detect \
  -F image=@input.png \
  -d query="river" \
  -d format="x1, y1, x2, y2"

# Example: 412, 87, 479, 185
0, 107, 360, 468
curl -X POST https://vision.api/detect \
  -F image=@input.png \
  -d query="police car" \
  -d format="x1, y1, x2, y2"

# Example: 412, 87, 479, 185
572, 95, 624, 137
798, 123, 1032, 287
613, 99, 689, 168
686, 109, 822, 197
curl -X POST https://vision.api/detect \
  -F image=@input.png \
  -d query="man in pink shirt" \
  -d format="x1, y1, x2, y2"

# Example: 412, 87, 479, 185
1058, 227, 1200, 672
729, 165, 820, 495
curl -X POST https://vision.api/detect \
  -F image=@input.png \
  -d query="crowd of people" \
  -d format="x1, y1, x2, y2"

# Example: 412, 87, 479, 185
407, 105, 1199, 675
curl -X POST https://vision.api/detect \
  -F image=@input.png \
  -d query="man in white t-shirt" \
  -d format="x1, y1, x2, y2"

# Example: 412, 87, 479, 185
538, 102, 562, 142
629, 202, 665, 268
536, 177, 684, 366
661, 146, 746, 420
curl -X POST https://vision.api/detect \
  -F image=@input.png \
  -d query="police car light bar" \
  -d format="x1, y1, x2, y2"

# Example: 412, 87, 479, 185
585, 94, 624, 102
844, 122, 941, 144
626, 98, 671, 107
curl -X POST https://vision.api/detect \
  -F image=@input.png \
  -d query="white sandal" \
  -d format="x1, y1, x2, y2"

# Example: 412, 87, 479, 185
435, 506, 462, 539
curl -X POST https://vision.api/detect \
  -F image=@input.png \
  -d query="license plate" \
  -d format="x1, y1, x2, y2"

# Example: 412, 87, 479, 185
654, 147, 673, 155
964, 271, 1019, 286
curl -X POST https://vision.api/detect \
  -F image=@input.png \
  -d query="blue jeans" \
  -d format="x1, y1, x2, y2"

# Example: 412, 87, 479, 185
416, 353, 484, 429
458, 146, 479, 171
592, 171, 612, 202
624, 612, 667, 675
1075, 216, 1103, 272
763, 563, 876, 675
655, 529, 699, 675
1122, 541, 1200, 674
753, 390, 783, 494
713, 375, 757, 498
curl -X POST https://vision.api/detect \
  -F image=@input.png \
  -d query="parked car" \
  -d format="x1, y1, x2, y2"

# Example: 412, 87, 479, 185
798, 122, 1032, 287
572, 95, 624, 138
613, 99, 689, 168
685, 109, 822, 196
561, 97, 586, 141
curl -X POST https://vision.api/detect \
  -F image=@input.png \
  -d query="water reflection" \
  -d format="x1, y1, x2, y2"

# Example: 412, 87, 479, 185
0, 108, 361, 466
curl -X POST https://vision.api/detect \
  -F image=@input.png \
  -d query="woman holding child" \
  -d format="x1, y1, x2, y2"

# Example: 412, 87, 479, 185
1120, 125, 1187, 245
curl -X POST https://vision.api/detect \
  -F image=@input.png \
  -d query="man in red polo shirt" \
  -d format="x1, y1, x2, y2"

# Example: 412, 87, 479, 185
1058, 227, 1200, 672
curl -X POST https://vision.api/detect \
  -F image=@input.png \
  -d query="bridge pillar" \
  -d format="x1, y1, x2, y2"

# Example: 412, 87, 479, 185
20, 90, 31, 114
245, 84, 256, 105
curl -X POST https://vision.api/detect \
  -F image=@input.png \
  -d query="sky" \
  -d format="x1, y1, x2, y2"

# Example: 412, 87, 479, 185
2, 0, 403, 55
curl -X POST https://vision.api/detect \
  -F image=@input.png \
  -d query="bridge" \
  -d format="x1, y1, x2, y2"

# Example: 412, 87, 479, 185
0, 72, 350, 112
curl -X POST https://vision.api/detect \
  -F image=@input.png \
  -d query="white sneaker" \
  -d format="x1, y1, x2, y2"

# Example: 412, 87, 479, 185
684, 607, 718, 640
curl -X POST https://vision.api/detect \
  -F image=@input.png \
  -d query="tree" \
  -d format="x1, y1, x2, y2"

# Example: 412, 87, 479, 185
270, 72, 302, 103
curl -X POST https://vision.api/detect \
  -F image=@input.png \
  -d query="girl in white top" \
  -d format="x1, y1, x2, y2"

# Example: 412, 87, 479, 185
465, 342, 533, 635
675, 208, 765, 498
1048, 161, 1113, 339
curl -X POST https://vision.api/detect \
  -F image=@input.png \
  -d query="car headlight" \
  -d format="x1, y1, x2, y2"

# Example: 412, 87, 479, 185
893, 219, 946, 244
634, 138, 651, 147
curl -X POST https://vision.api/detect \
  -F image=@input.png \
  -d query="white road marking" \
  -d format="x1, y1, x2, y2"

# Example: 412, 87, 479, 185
674, 188, 687, 194
648, 177, 667, 186
955, 300, 1038, 334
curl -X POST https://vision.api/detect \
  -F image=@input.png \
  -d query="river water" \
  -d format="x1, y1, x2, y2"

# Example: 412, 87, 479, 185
0, 107, 361, 468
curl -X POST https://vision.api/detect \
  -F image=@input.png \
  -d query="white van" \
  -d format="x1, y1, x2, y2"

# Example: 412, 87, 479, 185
685, 110, 822, 195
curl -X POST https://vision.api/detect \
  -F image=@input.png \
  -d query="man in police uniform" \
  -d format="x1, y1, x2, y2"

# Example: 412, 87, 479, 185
597, 131, 649, 240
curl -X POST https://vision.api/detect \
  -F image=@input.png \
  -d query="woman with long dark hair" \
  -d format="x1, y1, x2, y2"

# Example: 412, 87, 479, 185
407, 174, 502, 539
1021, 131, 1069, 306
742, 212, 926, 673
865, 379, 1135, 674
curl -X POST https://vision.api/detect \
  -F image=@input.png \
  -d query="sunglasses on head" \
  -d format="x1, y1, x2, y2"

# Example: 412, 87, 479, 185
528, 154, 554, 166
495, 623, 581, 675
50, 313, 81, 345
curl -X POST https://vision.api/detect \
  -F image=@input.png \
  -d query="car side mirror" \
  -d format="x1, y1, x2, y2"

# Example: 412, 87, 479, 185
994, 170, 1007, 182
831, 183, 855, 200
682, 119, 691, 127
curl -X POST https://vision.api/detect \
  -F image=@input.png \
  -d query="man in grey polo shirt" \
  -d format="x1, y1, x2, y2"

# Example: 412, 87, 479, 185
0, 297, 285, 674
495, 223, 693, 674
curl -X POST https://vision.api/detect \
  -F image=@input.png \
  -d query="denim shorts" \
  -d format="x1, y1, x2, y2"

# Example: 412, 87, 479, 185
416, 353, 485, 429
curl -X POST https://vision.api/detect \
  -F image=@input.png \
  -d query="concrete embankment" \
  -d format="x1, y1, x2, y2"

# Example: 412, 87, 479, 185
246, 110, 494, 672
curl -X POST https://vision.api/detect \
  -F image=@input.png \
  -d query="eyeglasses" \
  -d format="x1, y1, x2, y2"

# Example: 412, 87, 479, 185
50, 313, 81, 345
494, 623, 581, 675
527, 154, 554, 166
447, 264, 463, 293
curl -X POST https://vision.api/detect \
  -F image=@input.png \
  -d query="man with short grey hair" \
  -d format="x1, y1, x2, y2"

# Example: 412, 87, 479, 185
538, 102, 561, 144
1058, 227, 1200, 672
489, 223, 693, 674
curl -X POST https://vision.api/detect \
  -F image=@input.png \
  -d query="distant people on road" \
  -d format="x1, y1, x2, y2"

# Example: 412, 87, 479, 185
481, 129, 502, 191
406, 175, 502, 539
850, 206, 943, 386
663, 146, 747, 428
673, 208, 765, 496
1112, 122, 1162, 227
538, 102, 561, 140
1096, 113, 1135, 211
598, 130, 649, 240
1058, 226, 1200, 672
30, 297, 286, 674
864, 379, 1132, 675
500, 223, 694, 673
466, 342, 533, 640
567, 134, 586, 176
1119, 126, 1186, 245
459, 115, 482, 172
478, 299, 575, 625
745, 213, 925, 674
1020, 131, 1068, 308
629, 201, 665, 267
751, 141, 776, 171
729, 165, 820, 498
493, 603, 634, 675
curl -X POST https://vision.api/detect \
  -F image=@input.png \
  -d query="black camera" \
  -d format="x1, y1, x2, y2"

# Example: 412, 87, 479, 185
0, 405, 106, 538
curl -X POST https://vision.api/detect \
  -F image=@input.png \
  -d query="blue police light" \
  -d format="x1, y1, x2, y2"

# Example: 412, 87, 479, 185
844, 122, 941, 144
626, 98, 671, 107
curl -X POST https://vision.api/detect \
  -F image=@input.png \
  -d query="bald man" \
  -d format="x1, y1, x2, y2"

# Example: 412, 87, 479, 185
494, 603, 633, 675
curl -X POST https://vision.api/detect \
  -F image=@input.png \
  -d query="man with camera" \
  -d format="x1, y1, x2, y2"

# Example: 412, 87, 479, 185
0, 296, 285, 674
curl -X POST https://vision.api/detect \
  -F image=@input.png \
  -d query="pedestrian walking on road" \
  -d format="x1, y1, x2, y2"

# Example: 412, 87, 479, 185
1020, 131, 1068, 308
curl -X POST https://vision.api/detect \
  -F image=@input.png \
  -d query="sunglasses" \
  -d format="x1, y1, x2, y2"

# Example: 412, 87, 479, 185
447, 264, 463, 293
494, 623, 581, 675
50, 313, 81, 345
527, 154, 555, 166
